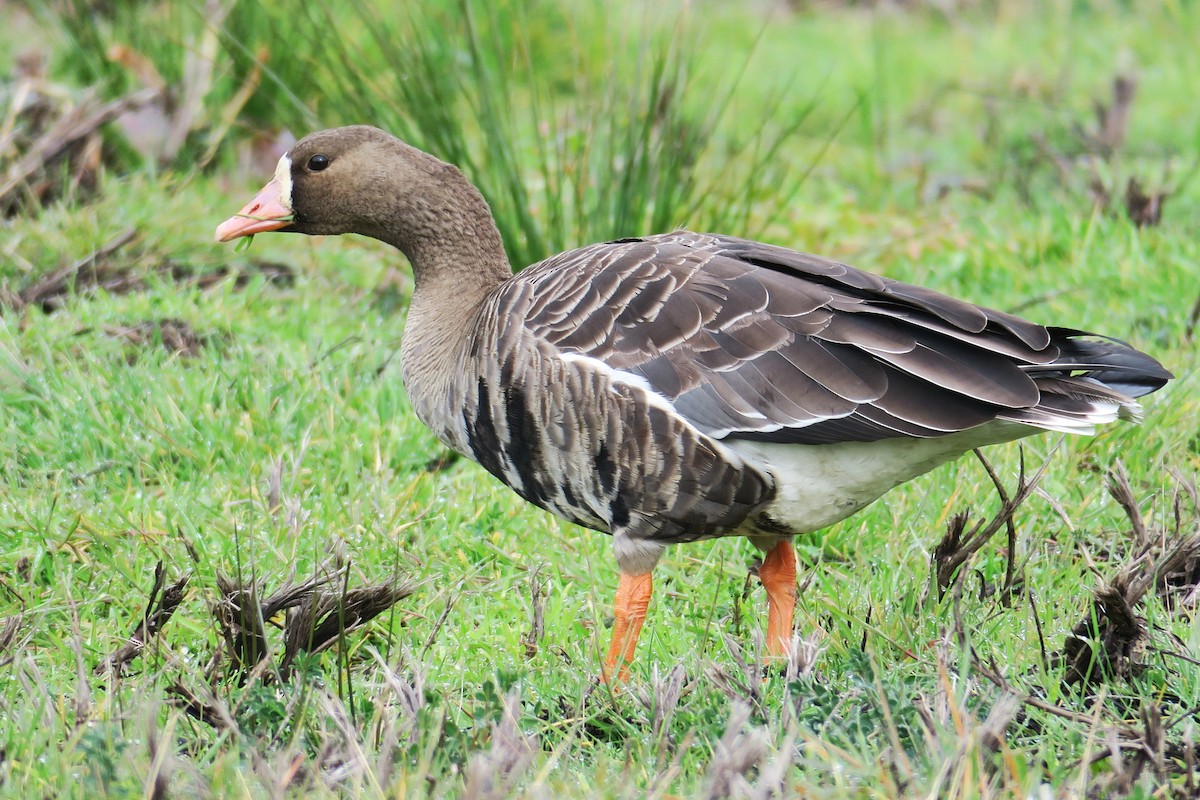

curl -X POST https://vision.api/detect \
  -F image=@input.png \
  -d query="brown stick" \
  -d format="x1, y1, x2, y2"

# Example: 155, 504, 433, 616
0, 87, 160, 206
11, 227, 139, 311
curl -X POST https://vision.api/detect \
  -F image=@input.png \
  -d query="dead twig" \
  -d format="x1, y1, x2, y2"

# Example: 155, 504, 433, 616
421, 591, 458, 661
165, 680, 237, 735
279, 578, 415, 676
928, 448, 1046, 603
1124, 177, 1168, 228
520, 566, 546, 660
976, 448, 1023, 604
423, 450, 462, 473
1061, 571, 1149, 688
1185, 293, 1200, 343
214, 574, 270, 677
96, 561, 190, 676
1106, 460, 1149, 547
10, 227, 139, 312
1061, 479, 1200, 689
973, 652, 1119, 728
97, 317, 209, 358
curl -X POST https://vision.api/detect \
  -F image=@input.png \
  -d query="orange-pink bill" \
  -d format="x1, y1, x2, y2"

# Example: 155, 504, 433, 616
215, 178, 293, 242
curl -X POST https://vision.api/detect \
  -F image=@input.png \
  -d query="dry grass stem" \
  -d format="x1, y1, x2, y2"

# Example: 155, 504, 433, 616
701, 702, 770, 800
462, 690, 538, 800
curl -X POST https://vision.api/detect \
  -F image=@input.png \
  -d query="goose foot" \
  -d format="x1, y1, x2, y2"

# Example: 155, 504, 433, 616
601, 571, 653, 684
758, 539, 797, 658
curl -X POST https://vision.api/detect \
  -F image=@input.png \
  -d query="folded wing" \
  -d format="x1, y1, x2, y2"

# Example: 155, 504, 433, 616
511, 232, 1171, 445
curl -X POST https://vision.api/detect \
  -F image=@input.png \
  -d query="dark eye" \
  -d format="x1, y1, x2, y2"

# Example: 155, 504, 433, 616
307, 154, 330, 171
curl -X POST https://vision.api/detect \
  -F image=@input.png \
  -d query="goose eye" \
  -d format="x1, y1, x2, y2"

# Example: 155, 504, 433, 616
307, 154, 330, 172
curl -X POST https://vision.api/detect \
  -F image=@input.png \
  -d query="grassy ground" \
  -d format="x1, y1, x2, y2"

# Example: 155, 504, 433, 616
2, 1, 1199, 797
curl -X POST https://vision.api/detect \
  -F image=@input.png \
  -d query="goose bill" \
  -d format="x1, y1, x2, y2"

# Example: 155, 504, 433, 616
214, 178, 294, 241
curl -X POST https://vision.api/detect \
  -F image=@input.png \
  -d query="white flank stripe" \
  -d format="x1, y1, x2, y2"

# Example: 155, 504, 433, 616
557, 352, 677, 417
555, 350, 749, 469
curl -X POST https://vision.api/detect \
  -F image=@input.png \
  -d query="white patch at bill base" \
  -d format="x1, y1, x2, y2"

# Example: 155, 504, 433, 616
274, 154, 294, 212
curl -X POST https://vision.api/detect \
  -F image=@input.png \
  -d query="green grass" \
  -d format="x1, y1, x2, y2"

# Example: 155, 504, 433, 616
3, 1, 1200, 797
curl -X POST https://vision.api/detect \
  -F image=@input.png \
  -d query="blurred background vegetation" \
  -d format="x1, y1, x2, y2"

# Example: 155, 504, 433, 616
10, 0, 1195, 265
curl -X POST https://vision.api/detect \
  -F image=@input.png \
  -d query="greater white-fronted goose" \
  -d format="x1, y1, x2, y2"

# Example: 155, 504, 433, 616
216, 126, 1172, 682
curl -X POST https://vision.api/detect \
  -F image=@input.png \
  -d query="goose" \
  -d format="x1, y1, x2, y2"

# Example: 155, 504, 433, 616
216, 125, 1171, 682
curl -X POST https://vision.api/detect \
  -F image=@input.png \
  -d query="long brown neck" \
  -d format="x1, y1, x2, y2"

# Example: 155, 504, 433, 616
404, 206, 511, 305
392, 173, 512, 431
363, 154, 513, 308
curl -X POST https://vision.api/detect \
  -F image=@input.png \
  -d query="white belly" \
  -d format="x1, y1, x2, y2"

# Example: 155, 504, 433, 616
726, 423, 1027, 534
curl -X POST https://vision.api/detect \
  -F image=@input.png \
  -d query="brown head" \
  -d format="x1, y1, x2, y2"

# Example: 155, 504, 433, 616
215, 126, 508, 282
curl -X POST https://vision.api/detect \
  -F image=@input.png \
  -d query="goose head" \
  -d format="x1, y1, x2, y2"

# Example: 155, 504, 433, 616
215, 126, 502, 268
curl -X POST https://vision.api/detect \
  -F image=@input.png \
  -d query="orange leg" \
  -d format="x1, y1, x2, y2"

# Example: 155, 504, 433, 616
758, 539, 797, 658
602, 572, 654, 684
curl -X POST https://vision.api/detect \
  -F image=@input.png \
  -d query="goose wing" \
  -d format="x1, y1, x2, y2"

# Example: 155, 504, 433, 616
511, 232, 1168, 445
